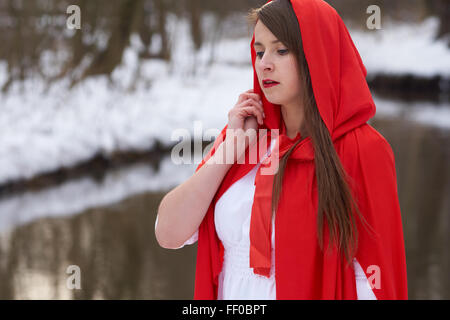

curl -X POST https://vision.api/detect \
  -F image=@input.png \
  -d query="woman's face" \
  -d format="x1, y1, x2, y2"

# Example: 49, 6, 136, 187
253, 20, 302, 107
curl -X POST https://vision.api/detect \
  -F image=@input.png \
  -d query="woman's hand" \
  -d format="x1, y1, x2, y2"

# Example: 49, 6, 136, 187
223, 89, 265, 163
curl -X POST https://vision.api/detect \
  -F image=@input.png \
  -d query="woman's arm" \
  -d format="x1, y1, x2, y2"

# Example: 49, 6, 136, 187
155, 88, 264, 249
155, 141, 233, 249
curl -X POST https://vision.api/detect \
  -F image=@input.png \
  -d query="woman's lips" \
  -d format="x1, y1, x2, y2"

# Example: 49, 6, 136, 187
263, 82, 279, 88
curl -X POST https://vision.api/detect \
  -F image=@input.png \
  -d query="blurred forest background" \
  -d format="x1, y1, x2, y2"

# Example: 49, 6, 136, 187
0, 0, 448, 91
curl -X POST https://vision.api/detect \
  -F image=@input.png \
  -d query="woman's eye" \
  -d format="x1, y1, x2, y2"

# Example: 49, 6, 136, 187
256, 49, 288, 59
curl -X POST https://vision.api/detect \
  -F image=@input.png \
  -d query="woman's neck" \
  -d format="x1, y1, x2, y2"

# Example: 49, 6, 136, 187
281, 103, 305, 139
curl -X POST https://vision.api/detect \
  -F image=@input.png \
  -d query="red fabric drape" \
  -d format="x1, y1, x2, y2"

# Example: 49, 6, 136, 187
192, 0, 408, 300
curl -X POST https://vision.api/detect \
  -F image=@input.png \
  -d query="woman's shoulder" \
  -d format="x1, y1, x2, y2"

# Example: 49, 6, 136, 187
338, 124, 394, 156
335, 123, 396, 171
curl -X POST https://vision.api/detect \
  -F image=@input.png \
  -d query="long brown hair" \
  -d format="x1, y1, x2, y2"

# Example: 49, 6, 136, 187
247, 0, 374, 266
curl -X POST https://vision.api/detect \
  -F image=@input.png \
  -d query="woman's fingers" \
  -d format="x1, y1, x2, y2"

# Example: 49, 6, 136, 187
243, 93, 262, 104
239, 105, 264, 125
238, 90, 262, 107
228, 90, 265, 133
230, 100, 262, 123
239, 98, 265, 118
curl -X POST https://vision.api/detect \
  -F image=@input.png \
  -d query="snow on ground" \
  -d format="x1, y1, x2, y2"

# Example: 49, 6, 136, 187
0, 14, 253, 184
351, 16, 450, 77
0, 13, 449, 186
373, 93, 450, 129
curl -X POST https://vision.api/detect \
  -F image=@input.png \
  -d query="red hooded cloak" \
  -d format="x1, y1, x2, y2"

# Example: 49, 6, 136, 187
192, 0, 408, 299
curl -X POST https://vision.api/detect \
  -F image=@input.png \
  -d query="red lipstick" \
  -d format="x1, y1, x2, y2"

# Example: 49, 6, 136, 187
262, 79, 280, 88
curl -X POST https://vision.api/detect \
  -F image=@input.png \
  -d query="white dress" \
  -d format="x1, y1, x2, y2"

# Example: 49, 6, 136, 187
155, 137, 377, 300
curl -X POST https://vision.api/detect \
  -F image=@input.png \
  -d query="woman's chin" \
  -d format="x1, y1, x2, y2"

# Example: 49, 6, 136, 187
264, 96, 283, 106
262, 91, 283, 104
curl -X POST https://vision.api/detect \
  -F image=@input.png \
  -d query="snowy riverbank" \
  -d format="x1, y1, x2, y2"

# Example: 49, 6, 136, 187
0, 14, 449, 186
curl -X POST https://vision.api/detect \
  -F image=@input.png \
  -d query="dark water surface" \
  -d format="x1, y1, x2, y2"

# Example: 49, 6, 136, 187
0, 114, 448, 299
371, 117, 450, 300
0, 192, 197, 299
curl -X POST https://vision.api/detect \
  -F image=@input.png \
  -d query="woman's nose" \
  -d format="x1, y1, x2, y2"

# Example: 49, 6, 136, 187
260, 56, 273, 71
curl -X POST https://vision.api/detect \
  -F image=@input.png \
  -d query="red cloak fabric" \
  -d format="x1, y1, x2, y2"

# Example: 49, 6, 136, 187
192, 0, 408, 299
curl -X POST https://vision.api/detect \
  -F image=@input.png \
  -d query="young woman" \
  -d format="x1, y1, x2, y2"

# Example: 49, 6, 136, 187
155, 0, 408, 300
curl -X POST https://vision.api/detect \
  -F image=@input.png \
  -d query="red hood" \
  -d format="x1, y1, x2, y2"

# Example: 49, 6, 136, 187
192, 0, 407, 300
252, 0, 376, 141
